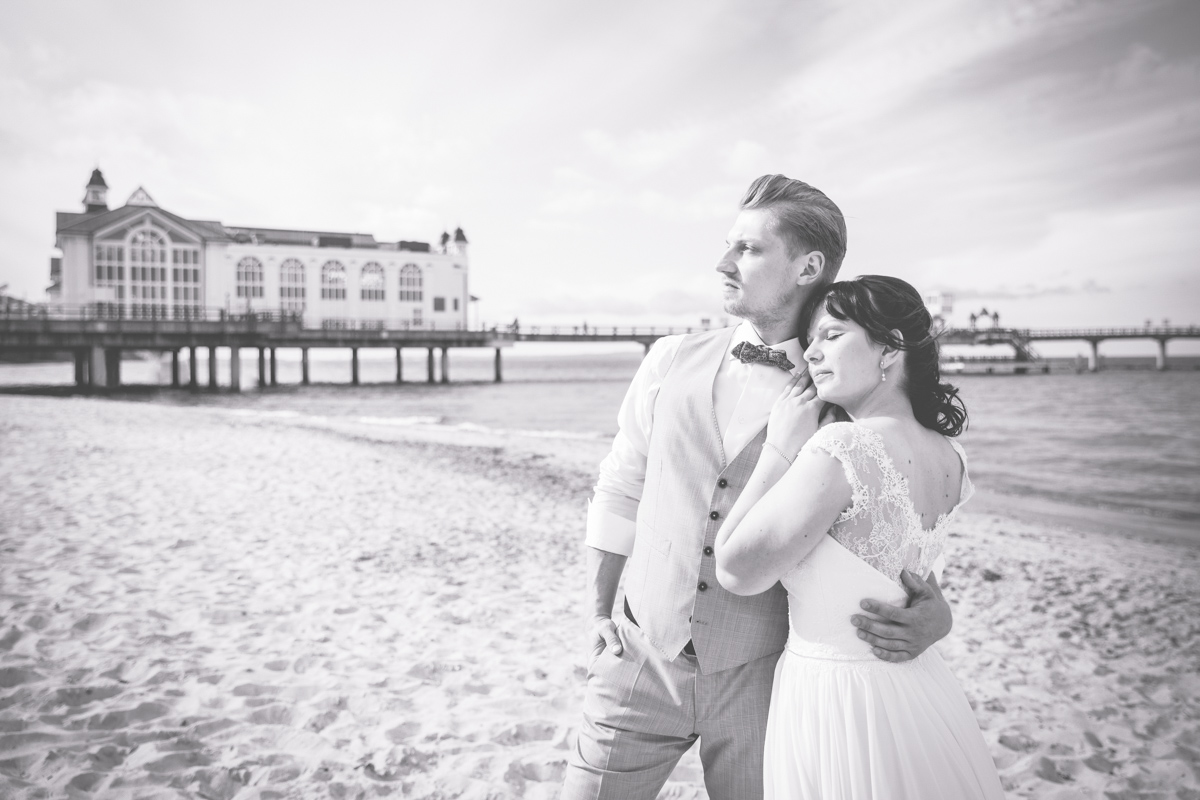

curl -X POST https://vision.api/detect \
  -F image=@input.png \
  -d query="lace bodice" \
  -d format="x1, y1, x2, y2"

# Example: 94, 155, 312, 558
801, 421, 973, 584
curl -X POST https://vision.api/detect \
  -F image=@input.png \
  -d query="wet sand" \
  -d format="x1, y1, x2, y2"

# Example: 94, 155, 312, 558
1, 395, 1197, 799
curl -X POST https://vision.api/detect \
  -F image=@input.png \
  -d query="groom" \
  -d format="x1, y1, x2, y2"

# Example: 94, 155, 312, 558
561, 175, 954, 799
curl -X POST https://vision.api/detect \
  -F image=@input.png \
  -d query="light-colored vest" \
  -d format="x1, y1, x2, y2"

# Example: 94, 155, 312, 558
624, 327, 790, 674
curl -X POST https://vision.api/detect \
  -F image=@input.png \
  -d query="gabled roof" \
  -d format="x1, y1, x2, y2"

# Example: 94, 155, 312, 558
126, 186, 157, 207
56, 204, 232, 242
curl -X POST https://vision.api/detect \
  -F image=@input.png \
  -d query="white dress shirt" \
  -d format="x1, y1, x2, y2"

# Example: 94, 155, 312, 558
587, 322, 805, 556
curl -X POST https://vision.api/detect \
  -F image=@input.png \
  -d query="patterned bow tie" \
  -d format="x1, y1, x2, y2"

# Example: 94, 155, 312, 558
731, 341, 795, 371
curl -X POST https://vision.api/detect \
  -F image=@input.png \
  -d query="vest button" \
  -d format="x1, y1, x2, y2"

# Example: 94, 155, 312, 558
709, 511, 719, 520
703, 546, 713, 556
697, 581, 708, 591
717, 479, 728, 488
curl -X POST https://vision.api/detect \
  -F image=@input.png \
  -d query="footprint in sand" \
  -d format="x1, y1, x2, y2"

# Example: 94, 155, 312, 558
53, 685, 123, 707
491, 720, 557, 746
86, 701, 169, 730
385, 721, 421, 744
0, 667, 45, 689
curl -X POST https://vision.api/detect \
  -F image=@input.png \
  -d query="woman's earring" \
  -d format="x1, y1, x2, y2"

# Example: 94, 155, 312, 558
880, 359, 886, 382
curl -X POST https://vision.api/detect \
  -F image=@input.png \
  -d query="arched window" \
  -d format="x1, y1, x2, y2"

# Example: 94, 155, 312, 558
236, 257, 264, 299
399, 264, 422, 302
128, 229, 170, 319
280, 258, 305, 311
361, 262, 385, 301
321, 261, 347, 300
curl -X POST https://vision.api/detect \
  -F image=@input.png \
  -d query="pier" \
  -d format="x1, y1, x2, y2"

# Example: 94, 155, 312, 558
0, 306, 513, 389
1, 306, 1197, 390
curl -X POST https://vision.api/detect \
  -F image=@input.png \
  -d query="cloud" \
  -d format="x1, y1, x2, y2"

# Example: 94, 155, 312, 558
581, 126, 706, 173
522, 287, 723, 319
943, 279, 1111, 301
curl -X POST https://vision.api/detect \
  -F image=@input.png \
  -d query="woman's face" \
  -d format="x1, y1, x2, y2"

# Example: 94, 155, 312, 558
804, 306, 887, 407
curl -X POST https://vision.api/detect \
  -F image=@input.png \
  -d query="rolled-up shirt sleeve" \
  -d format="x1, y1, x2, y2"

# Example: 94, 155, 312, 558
585, 335, 683, 556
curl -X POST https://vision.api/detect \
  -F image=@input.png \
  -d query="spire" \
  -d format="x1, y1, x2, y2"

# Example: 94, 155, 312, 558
453, 227, 468, 244
439, 230, 451, 253
83, 167, 109, 213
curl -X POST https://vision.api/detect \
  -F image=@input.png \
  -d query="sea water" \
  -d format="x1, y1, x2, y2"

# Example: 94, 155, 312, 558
2, 346, 1198, 525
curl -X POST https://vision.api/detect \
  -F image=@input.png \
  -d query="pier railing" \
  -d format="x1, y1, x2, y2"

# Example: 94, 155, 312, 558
0, 304, 302, 325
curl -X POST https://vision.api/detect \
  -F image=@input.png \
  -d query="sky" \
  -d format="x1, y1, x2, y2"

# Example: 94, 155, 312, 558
1, 0, 1198, 349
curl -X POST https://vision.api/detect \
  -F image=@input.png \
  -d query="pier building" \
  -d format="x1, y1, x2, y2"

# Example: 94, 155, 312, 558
50, 169, 471, 331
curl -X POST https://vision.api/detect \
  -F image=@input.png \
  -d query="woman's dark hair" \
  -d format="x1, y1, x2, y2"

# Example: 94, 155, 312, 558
800, 275, 968, 437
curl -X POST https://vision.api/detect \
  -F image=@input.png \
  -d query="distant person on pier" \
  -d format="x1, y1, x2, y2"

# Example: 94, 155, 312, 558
563, 175, 975, 799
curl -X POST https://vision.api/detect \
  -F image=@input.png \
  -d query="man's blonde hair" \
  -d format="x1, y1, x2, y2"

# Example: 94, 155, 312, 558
740, 174, 847, 280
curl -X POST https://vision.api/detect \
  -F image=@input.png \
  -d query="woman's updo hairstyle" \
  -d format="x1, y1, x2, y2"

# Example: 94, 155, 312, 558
800, 275, 968, 437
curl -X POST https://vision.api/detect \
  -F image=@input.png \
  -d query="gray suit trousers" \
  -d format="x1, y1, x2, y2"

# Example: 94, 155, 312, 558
562, 617, 781, 800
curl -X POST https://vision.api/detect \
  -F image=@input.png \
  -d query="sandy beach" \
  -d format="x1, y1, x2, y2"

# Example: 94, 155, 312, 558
1, 394, 1198, 799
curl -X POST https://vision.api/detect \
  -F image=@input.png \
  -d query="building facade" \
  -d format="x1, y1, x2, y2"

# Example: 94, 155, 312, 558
51, 169, 471, 330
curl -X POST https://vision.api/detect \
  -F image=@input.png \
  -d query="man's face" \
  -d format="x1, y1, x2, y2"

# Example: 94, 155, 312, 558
716, 207, 805, 324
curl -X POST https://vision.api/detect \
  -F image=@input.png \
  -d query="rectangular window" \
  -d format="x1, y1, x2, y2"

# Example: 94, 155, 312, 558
107, 266, 114, 281
433, 297, 445, 311
117, 266, 124, 280
453, 298, 459, 311
193, 269, 199, 283
117, 286, 124, 299
132, 286, 139, 298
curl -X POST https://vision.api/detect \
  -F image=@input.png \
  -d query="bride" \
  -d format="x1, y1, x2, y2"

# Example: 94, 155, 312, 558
714, 275, 1005, 798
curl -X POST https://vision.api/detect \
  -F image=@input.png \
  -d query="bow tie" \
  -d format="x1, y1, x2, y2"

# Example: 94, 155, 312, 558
731, 341, 795, 371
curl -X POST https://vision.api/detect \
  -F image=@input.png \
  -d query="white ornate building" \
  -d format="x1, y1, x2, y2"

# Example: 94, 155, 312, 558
51, 169, 471, 330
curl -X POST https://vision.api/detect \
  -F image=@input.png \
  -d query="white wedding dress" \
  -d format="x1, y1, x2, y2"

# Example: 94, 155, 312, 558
764, 422, 1005, 799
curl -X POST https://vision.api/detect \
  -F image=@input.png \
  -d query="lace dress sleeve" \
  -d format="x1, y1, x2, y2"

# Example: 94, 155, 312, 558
802, 422, 872, 523
802, 422, 959, 584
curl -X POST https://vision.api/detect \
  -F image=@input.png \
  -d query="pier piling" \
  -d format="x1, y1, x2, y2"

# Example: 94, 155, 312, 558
1155, 339, 1168, 371
494, 348, 502, 383
105, 348, 121, 388
427, 348, 435, 383
351, 348, 360, 386
74, 350, 87, 387
189, 347, 199, 389
208, 346, 218, 390
171, 350, 180, 387
87, 347, 105, 388
1087, 340, 1100, 373
269, 348, 278, 386
230, 347, 241, 392
301, 347, 310, 385
396, 347, 403, 383
257, 347, 266, 388
440, 347, 449, 384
